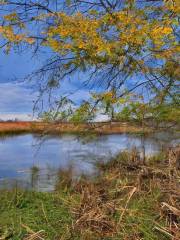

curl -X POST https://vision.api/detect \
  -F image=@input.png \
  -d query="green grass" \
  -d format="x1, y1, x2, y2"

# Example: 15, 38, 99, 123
0, 188, 170, 240
117, 188, 168, 240
0, 190, 72, 239
0, 149, 179, 239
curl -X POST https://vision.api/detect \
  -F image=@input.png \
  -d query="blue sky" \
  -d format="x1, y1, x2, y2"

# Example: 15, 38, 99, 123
0, 49, 39, 120
0, 48, 92, 120
0, 40, 143, 121
0, 45, 146, 122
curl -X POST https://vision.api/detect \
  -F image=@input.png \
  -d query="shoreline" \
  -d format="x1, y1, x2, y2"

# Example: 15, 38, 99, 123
0, 121, 151, 136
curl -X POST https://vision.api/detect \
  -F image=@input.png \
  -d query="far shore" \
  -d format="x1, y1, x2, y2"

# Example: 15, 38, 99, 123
0, 121, 152, 135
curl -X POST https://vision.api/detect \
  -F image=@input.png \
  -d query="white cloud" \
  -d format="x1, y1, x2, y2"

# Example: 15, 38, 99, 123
94, 114, 110, 122
0, 77, 96, 120
0, 82, 36, 119
0, 113, 34, 121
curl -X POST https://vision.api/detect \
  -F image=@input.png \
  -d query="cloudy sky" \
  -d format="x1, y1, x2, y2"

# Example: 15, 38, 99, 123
0, 49, 38, 120
0, 48, 93, 120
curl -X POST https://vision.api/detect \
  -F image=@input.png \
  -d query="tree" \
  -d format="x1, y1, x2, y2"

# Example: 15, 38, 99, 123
116, 95, 180, 126
91, 89, 131, 121
117, 99, 149, 123
70, 101, 95, 123
0, 0, 179, 113
39, 97, 74, 122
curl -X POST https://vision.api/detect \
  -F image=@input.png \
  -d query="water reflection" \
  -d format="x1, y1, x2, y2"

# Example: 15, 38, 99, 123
0, 132, 179, 191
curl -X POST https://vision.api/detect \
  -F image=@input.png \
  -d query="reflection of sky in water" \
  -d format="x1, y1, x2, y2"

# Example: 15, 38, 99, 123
0, 133, 179, 191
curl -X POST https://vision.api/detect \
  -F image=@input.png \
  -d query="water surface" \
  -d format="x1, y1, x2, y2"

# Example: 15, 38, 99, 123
0, 132, 179, 191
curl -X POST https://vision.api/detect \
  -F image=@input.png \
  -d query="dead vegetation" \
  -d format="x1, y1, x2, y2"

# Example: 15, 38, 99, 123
0, 147, 179, 239
55, 146, 180, 239
0, 121, 149, 136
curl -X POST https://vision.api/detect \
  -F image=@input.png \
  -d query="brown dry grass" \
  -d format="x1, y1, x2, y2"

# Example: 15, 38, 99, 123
0, 121, 149, 135
55, 147, 180, 240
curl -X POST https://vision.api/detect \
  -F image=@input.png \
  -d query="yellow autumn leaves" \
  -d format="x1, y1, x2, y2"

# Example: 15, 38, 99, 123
0, 0, 179, 66
0, 25, 34, 46
43, 7, 176, 68
46, 12, 107, 58
0, 11, 34, 50
164, 0, 180, 14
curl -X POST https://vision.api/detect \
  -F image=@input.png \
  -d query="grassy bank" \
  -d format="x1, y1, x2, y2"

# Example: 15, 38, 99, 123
0, 121, 151, 136
0, 149, 180, 240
